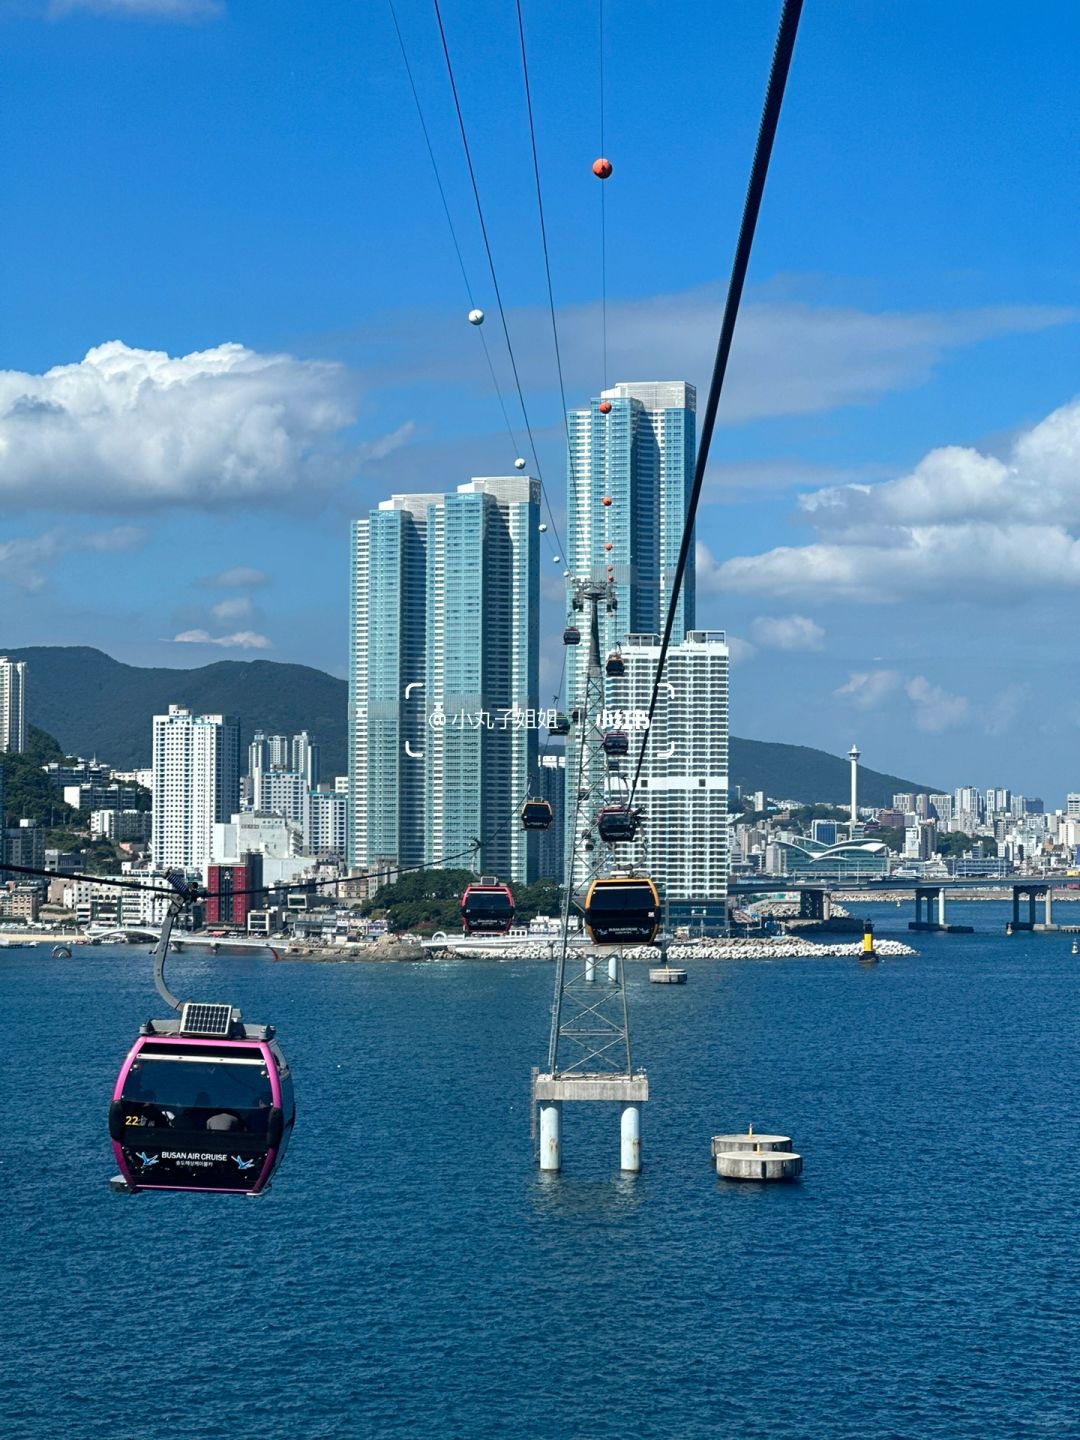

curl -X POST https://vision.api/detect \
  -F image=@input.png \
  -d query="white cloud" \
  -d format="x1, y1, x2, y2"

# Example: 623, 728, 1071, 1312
703, 394, 1080, 603
199, 566, 268, 589
725, 636, 756, 663
367, 289, 1077, 424
0, 341, 357, 511
210, 597, 255, 622
749, 614, 825, 651
0, 525, 144, 590
835, 670, 902, 709
49, 0, 222, 18
984, 684, 1028, 738
905, 676, 970, 733
169, 629, 270, 650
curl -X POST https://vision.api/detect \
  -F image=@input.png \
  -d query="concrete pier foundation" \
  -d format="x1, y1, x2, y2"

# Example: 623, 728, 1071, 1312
620, 1103, 641, 1172
711, 1129, 801, 1181
715, 1150, 802, 1181
532, 1072, 649, 1174
608, 953, 619, 982
585, 954, 597, 983
538, 1100, 562, 1172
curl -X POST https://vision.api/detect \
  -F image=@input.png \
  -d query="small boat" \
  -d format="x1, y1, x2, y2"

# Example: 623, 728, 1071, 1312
1072, 940, 1078, 956
0, 938, 32, 949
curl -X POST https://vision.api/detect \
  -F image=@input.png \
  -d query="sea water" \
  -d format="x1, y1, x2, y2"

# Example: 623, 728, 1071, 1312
1, 901, 1078, 1439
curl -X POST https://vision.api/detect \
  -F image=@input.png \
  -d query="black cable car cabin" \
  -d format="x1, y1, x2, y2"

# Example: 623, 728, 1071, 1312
520, 798, 554, 831
549, 712, 570, 736
563, 625, 581, 646
581, 877, 660, 945
110, 1028, 295, 1195
460, 882, 515, 935
597, 806, 639, 843
605, 651, 625, 677
602, 730, 629, 756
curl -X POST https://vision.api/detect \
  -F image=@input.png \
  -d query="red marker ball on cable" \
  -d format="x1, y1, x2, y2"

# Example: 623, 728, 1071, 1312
592, 157, 613, 179
598, 400, 612, 414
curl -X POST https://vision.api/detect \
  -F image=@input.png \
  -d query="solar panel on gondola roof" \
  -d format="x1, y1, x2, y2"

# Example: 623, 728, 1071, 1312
179, 1002, 233, 1038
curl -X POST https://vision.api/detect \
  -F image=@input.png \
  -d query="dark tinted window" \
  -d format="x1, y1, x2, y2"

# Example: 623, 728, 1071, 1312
126, 1058, 273, 1113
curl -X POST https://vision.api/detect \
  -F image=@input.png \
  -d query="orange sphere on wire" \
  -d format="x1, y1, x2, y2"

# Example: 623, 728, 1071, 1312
598, 400, 613, 414
601, 495, 613, 506
604, 542, 613, 552
592, 157, 613, 179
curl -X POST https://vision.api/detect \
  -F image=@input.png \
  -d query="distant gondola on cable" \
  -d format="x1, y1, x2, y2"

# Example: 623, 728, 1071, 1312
563, 624, 581, 646
109, 876, 295, 1195
520, 798, 554, 831
460, 879, 515, 935
602, 730, 629, 757
548, 711, 570, 737
605, 650, 625, 677
596, 805, 640, 843
581, 876, 660, 946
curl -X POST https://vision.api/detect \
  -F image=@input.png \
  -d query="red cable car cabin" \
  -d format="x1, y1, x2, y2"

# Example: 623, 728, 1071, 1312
460, 882, 515, 935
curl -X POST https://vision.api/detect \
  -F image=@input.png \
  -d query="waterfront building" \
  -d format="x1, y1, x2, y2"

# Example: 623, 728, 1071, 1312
563, 381, 697, 880
151, 706, 240, 870
308, 789, 348, 858
929, 793, 953, 827
601, 630, 729, 919
63, 780, 142, 813
565, 380, 696, 658
90, 809, 152, 844
0, 657, 27, 754
291, 732, 320, 788
2, 819, 44, 880
892, 793, 914, 813
535, 754, 566, 882
206, 855, 263, 928
348, 476, 540, 882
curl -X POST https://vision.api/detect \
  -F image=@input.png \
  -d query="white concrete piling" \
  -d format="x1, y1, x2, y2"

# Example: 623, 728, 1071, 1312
620, 1102, 641, 1173
585, 953, 597, 983
539, 1100, 562, 1172
608, 953, 619, 982
714, 1150, 802, 1181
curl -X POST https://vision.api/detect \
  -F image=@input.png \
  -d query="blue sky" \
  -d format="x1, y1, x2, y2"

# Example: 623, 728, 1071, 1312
2, 0, 1079, 798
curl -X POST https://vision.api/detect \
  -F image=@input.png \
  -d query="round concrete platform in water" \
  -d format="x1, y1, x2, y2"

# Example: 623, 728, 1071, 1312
649, 967, 687, 983
715, 1150, 802, 1181
710, 1133, 791, 1158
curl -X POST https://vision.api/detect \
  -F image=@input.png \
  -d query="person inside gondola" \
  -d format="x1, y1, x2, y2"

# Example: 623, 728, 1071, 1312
206, 1109, 244, 1132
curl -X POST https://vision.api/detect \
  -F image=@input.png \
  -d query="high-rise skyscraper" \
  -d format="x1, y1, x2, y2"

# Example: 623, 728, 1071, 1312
563, 381, 697, 882
151, 705, 241, 870
349, 475, 540, 882
566, 381, 696, 656
0, 657, 27, 754
603, 630, 729, 917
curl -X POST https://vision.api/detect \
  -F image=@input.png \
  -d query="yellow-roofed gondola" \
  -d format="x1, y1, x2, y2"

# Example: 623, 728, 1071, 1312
581, 876, 660, 945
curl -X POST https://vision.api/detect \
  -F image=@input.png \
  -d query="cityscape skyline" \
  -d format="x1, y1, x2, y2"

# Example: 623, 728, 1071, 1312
0, 5, 1077, 794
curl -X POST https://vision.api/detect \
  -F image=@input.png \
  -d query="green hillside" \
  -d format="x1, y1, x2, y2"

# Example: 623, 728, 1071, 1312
2, 646, 347, 774
3, 646, 939, 800
730, 737, 939, 808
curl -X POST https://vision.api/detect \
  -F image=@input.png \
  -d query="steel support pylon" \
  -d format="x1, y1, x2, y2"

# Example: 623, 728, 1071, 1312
534, 580, 648, 1171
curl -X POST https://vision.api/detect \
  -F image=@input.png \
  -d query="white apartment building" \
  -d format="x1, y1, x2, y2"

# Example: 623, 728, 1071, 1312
65, 869, 171, 928
309, 790, 348, 857
602, 630, 729, 905
0, 657, 27, 753
151, 706, 240, 870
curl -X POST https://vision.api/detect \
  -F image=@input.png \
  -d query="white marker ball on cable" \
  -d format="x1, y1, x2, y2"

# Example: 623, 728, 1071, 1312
539, 523, 547, 533
468, 309, 485, 326
552, 555, 561, 563
514, 457, 526, 469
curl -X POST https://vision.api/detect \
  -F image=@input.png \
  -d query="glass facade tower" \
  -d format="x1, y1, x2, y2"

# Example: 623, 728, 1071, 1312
349, 477, 540, 882
563, 380, 697, 881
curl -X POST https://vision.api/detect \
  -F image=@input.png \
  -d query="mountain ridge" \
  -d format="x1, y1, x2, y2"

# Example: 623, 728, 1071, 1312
1, 645, 940, 804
